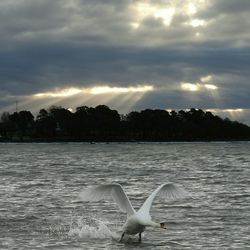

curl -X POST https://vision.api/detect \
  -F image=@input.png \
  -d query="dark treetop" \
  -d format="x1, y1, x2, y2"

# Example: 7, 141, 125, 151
1, 105, 250, 142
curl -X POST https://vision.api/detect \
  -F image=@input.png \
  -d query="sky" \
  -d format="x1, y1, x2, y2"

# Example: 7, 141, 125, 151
0, 0, 250, 124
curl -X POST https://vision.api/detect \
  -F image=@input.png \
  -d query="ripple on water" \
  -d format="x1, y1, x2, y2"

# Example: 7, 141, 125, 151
0, 142, 250, 249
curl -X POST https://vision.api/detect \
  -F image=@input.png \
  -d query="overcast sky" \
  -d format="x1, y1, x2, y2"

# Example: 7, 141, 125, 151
0, 0, 250, 124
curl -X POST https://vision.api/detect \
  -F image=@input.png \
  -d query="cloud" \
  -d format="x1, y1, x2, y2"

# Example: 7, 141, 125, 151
33, 85, 153, 97
0, 0, 250, 124
1, 44, 249, 93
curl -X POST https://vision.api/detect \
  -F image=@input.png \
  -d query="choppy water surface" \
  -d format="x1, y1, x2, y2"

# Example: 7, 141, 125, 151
0, 142, 250, 249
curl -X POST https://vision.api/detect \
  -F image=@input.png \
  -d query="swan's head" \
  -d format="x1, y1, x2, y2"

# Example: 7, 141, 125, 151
147, 221, 167, 229
160, 222, 167, 229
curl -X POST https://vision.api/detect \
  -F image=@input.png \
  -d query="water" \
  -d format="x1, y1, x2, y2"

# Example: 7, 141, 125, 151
0, 142, 249, 249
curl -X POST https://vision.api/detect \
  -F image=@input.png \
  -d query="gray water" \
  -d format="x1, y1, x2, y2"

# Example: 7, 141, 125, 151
0, 142, 249, 249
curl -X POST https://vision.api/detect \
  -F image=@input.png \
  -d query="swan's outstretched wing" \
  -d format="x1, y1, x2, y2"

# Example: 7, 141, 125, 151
138, 183, 187, 215
79, 184, 135, 216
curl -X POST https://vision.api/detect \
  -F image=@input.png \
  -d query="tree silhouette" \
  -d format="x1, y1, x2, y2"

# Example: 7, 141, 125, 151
36, 109, 56, 137
4, 111, 35, 140
49, 106, 73, 136
0, 106, 250, 141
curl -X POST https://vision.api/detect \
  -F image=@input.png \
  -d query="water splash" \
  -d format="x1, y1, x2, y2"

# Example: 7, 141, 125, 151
68, 216, 119, 240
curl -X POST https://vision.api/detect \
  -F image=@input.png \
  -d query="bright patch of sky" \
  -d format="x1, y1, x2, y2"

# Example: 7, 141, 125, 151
34, 85, 154, 98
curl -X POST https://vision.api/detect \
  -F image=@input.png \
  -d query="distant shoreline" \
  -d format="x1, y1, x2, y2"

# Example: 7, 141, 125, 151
1, 137, 250, 143
1, 106, 250, 142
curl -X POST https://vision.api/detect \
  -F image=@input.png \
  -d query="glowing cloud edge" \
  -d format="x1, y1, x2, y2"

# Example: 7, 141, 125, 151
33, 85, 154, 98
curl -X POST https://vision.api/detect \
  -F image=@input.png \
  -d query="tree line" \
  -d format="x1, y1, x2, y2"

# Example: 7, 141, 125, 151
0, 105, 250, 141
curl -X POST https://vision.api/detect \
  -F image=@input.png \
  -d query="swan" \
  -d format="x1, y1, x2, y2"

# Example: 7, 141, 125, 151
79, 183, 187, 242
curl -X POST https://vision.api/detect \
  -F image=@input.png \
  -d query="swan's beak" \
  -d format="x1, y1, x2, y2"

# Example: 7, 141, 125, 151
160, 222, 167, 229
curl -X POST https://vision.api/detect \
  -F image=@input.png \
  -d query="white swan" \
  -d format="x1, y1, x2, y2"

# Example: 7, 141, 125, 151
80, 183, 187, 242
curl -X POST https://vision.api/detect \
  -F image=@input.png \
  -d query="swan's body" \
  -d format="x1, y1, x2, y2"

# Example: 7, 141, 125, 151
80, 183, 186, 242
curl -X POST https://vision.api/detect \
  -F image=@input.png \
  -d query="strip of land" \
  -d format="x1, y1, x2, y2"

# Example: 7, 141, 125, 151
1, 106, 250, 142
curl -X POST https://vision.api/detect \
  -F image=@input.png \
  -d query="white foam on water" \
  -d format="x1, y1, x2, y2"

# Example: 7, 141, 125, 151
68, 216, 119, 240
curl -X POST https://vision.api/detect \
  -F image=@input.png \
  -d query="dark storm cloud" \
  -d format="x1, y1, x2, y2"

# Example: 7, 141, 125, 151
203, 0, 250, 16
1, 42, 249, 93
0, 0, 69, 40
0, 0, 132, 47
0, 0, 250, 123
197, 0, 250, 46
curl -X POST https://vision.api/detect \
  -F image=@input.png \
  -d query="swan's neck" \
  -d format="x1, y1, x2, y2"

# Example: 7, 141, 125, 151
148, 221, 159, 228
